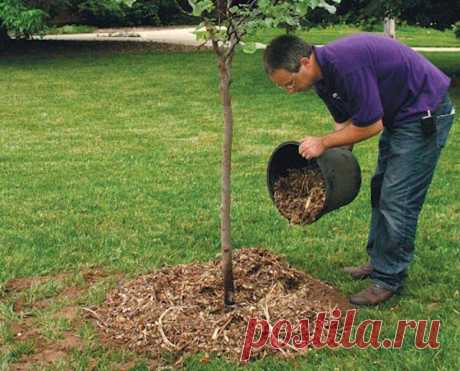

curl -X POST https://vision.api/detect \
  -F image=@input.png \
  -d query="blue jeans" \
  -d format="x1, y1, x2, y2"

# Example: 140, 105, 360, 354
367, 95, 455, 292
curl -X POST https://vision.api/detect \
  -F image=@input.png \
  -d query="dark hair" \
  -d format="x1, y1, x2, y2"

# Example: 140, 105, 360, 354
263, 35, 313, 75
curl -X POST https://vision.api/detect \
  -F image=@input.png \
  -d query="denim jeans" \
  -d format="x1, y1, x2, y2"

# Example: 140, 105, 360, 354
366, 94, 456, 292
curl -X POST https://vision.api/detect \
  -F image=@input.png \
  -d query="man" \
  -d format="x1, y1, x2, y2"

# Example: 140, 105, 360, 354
263, 34, 455, 306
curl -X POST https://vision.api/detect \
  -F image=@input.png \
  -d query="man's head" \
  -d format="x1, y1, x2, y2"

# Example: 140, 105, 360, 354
263, 35, 321, 94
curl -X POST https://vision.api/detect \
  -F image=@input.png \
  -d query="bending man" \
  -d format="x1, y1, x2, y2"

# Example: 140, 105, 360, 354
263, 34, 455, 305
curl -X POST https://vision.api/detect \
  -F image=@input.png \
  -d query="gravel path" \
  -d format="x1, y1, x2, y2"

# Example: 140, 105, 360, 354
39, 26, 460, 52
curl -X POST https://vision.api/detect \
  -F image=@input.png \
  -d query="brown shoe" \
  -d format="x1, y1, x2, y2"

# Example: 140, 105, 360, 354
342, 263, 373, 280
349, 284, 395, 306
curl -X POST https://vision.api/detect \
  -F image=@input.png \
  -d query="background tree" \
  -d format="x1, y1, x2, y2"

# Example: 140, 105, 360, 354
185, 0, 340, 307
0, 0, 48, 43
0, 0, 196, 45
299, 0, 460, 31
335, 0, 460, 30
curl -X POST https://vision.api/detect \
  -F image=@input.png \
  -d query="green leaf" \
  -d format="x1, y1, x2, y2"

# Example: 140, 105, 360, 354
295, 2, 310, 15
318, 0, 337, 14
189, 0, 214, 17
193, 29, 209, 42
120, 0, 136, 7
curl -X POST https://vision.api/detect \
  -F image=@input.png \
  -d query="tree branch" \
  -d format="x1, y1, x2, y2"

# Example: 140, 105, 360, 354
174, 0, 193, 16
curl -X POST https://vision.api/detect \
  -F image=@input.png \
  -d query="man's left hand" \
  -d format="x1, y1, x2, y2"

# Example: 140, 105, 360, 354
299, 136, 326, 159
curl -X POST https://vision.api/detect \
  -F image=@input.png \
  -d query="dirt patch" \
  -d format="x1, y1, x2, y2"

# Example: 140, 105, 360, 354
273, 168, 327, 225
83, 268, 109, 285
2, 268, 111, 370
54, 305, 80, 322
4, 274, 68, 293
8, 316, 84, 371
10, 318, 40, 341
9, 330, 84, 371
93, 248, 351, 364
4, 269, 106, 314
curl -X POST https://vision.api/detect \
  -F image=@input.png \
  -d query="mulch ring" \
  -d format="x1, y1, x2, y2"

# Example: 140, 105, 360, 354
273, 168, 327, 225
92, 248, 351, 364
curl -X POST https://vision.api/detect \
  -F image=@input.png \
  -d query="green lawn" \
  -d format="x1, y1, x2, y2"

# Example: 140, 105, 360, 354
0, 42, 459, 370
249, 24, 460, 47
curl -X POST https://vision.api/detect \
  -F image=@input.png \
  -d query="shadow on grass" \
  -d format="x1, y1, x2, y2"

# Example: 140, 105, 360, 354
0, 39, 206, 59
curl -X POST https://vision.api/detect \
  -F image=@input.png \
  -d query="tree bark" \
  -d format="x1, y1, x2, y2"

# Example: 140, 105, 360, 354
384, 17, 396, 39
219, 55, 235, 307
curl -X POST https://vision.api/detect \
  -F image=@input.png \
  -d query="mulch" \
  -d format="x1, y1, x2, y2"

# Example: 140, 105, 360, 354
273, 168, 327, 225
91, 247, 351, 364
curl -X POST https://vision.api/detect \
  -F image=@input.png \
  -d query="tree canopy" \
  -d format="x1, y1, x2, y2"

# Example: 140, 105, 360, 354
334, 0, 460, 30
1, 0, 459, 42
0, 0, 166, 41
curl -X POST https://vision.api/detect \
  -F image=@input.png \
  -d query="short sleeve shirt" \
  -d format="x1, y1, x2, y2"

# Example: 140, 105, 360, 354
313, 34, 450, 127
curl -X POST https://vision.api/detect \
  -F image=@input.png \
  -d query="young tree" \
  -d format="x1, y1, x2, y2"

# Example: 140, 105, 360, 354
187, 0, 340, 307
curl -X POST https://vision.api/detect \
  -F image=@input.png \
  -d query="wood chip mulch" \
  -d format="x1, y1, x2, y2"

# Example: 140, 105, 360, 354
273, 168, 327, 225
91, 248, 350, 364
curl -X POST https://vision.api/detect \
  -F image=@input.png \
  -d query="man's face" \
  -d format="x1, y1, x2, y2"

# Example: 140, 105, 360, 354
269, 57, 317, 94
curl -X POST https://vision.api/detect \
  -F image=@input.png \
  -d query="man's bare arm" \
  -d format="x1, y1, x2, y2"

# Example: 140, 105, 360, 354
334, 119, 354, 151
334, 119, 352, 132
299, 120, 382, 159
323, 119, 383, 149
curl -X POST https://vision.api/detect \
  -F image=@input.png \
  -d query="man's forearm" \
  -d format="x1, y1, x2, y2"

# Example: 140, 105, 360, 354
334, 119, 354, 150
334, 119, 352, 132
323, 120, 383, 149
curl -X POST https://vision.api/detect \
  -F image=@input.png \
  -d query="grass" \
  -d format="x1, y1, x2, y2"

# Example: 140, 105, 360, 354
248, 24, 460, 47
0, 41, 459, 369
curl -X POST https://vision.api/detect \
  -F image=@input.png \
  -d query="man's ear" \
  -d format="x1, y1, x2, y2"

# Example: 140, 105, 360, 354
299, 56, 311, 68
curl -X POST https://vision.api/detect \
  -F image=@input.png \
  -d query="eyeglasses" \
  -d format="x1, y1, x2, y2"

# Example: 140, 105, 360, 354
278, 73, 297, 92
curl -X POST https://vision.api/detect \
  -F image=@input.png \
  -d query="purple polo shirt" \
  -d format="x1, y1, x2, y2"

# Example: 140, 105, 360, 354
313, 34, 450, 127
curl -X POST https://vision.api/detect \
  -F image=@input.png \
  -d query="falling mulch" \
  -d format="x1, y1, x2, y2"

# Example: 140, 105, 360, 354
273, 168, 327, 225
92, 248, 351, 364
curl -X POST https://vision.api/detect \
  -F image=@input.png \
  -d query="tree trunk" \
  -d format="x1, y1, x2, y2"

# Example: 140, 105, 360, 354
384, 18, 396, 39
0, 25, 11, 51
219, 56, 235, 307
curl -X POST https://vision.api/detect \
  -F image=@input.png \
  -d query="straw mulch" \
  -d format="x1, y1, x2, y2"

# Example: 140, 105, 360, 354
91, 248, 350, 365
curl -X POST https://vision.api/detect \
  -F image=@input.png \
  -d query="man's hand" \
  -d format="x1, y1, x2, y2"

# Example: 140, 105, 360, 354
298, 136, 326, 159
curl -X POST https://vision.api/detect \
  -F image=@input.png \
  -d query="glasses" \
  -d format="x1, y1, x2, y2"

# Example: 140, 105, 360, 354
278, 72, 297, 92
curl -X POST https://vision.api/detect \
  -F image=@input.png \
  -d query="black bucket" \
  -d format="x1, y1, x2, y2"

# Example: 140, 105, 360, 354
267, 141, 361, 222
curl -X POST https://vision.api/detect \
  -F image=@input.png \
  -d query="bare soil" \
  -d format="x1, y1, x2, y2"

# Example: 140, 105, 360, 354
1, 269, 108, 370
273, 168, 327, 225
